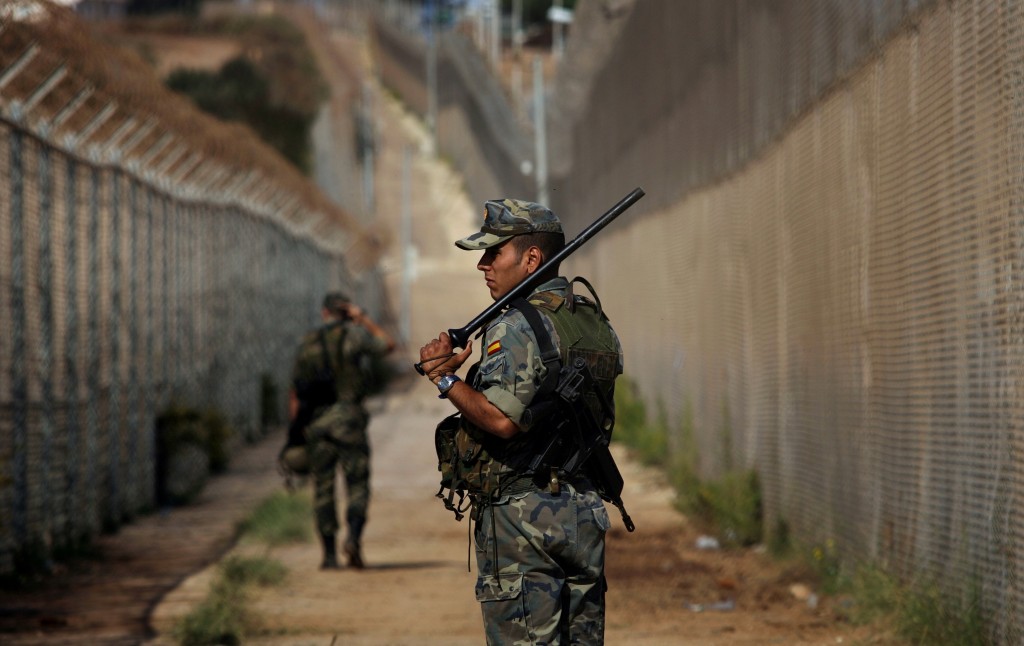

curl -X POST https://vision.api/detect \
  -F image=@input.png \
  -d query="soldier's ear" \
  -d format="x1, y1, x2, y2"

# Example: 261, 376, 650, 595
525, 246, 544, 272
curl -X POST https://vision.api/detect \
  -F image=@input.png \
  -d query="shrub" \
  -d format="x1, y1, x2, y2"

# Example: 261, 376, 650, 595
200, 409, 233, 474
162, 15, 327, 175
259, 373, 280, 432
612, 378, 668, 466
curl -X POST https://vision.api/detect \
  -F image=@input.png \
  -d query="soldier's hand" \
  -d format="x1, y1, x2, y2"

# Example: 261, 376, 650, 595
344, 303, 364, 321
418, 332, 472, 380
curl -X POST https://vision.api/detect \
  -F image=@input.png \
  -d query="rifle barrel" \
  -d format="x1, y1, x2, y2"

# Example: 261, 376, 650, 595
447, 187, 645, 349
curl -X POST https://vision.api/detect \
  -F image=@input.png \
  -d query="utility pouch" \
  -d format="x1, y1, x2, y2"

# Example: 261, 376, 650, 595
435, 412, 472, 520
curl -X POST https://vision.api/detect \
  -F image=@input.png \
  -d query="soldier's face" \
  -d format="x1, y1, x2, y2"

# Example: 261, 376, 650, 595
478, 240, 531, 300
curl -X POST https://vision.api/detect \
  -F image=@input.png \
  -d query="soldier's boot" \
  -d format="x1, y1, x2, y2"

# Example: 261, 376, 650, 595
319, 531, 339, 570
344, 515, 365, 569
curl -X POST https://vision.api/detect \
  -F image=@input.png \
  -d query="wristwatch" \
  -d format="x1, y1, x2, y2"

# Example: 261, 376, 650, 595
435, 373, 461, 398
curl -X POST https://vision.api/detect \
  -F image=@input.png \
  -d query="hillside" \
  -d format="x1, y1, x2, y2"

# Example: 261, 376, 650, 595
0, 0, 358, 236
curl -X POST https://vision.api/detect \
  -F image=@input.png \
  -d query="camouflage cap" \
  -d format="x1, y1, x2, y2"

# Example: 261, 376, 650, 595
322, 292, 350, 312
455, 198, 563, 250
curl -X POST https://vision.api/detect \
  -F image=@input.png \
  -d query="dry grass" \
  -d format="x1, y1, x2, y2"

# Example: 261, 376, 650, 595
0, 1, 360, 237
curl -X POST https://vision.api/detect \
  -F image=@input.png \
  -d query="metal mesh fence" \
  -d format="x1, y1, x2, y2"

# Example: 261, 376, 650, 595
0, 18, 362, 573
372, 0, 1024, 640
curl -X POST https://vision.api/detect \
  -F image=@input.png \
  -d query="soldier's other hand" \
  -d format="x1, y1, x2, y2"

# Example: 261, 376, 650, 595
344, 303, 364, 320
419, 332, 472, 379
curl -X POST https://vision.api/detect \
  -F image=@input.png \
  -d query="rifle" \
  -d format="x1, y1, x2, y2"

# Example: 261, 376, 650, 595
523, 356, 635, 532
416, 187, 645, 367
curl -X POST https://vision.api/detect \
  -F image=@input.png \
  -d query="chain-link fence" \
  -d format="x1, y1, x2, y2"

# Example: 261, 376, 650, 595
372, 0, 1024, 640
0, 9, 366, 575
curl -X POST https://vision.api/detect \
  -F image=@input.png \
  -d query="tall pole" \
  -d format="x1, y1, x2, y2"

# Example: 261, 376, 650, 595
490, 0, 501, 71
426, 0, 437, 152
400, 145, 413, 344
512, 0, 524, 116
553, 0, 564, 61
533, 55, 548, 205
513, 0, 523, 56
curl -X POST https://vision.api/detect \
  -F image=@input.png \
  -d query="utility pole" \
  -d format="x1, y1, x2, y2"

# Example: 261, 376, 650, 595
400, 145, 413, 344
426, 0, 438, 152
552, 0, 564, 60
512, 0, 524, 117
533, 55, 548, 205
489, 0, 501, 71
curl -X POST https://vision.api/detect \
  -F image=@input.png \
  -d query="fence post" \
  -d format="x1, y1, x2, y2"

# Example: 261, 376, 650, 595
85, 166, 101, 535
63, 155, 81, 545
107, 167, 122, 528
38, 140, 56, 550
9, 126, 28, 552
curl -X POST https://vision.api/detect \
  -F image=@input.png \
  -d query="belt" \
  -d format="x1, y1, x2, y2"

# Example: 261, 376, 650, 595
491, 471, 594, 499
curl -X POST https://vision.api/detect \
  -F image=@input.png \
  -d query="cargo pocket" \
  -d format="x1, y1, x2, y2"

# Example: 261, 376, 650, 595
475, 572, 531, 642
475, 571, 524, 603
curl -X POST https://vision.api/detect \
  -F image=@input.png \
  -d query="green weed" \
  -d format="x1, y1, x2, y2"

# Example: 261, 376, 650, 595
613, 378, 762, 546
613, 378, 668, 466
810, 538, 846, 594
220, 554, 287, 587
847, 565, 989, 645
173, 575, 250, 646
236, 490, 312, 546
174, 494, 300, 645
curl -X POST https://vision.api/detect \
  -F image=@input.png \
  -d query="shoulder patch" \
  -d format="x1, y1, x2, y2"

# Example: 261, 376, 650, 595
486, 340, 502, 356
528, 291, 564, 311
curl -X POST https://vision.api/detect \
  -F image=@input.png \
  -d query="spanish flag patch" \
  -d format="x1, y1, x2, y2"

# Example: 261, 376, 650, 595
486, 340, 502, 356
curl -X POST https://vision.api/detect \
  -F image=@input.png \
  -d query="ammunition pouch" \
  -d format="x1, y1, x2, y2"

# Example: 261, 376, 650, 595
435, 412, 471, 519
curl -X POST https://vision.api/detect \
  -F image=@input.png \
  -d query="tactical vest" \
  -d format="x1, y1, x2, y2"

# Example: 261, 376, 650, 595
435, 278, 622, 519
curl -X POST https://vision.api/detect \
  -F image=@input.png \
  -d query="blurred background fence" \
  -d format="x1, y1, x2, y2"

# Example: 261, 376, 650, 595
372, 0, 1024, 640
0, 9, 374, 574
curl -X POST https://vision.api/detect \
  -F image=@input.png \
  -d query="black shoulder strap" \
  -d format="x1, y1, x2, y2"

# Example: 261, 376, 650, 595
318, 325, 338, 383
509, 297, 561, 396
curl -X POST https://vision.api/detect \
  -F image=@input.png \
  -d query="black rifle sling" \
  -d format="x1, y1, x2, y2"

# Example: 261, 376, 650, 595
319, 329, 332, 373
509, 297, 561, 397
319, 326, 338, 393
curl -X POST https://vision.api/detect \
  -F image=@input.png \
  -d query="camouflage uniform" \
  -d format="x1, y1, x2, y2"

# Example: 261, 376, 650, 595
451, 199, 625, 645
291, 317, 388, 556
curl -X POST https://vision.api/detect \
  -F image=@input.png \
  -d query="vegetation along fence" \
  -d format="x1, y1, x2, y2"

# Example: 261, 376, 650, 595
0, 7, 364, 575
372, 0, 1024, 641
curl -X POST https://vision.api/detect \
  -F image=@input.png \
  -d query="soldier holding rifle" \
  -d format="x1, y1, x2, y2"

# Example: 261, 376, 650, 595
418, 193, 640, 645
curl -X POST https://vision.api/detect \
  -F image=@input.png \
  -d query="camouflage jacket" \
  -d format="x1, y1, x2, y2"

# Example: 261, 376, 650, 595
450, 277, 624, 498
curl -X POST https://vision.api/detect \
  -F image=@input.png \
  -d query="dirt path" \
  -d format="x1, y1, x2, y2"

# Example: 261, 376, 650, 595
142, 378, 887, 646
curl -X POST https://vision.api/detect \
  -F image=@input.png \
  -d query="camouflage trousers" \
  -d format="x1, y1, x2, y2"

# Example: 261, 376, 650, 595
472, 482, 610, 646
307, 404, 371, 544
